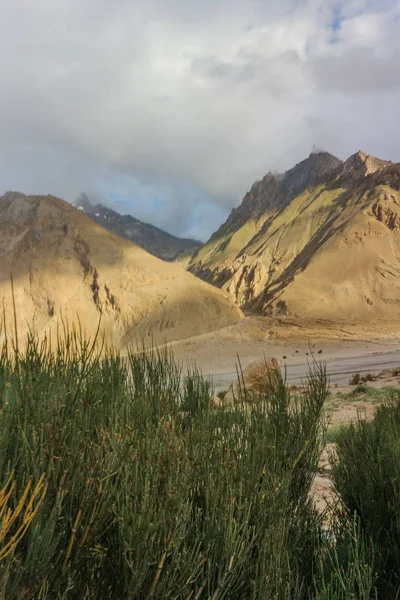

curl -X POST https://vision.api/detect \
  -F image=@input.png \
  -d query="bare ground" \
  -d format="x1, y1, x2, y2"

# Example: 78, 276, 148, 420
167, 316, 400, 384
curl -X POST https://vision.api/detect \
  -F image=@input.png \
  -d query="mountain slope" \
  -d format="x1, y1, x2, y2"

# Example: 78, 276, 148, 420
188, 151, 400, 320
0, 192, 242, 347
75, 194, 200, 261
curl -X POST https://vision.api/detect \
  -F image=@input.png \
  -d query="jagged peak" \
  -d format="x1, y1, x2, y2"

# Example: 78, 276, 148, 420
342, 151, 392, 178
247, 152, 341, 196
288, 150, 342, 173
74, 192, 93, 211
280, 151, 342, 196
343, 150, 368, 168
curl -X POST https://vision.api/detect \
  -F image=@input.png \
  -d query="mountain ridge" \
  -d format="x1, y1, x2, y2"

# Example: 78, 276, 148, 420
204, 151, 343, 246
75, 193, 201, 261
188, 151, 400, 321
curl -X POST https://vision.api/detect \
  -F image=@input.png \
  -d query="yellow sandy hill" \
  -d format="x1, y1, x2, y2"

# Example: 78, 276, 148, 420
188, 152, 400, 321
0, 192, 242, 347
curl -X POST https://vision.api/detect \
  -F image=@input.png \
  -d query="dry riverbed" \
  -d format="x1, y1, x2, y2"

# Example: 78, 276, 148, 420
167, 316, 400, 391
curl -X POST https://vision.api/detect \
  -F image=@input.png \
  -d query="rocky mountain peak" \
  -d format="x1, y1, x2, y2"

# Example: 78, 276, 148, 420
341, 151, 392, 180
281, 151, 342, 196
188, 149, 400, 321
213, 151, 342, 238
1, 190, 26, 203
76, 192, 93, 212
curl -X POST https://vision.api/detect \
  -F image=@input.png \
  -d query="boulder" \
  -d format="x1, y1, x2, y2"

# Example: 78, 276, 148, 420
224, 357, 281, 402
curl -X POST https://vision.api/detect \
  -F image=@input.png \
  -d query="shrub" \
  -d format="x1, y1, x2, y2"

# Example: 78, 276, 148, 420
313, 518, 378, 600
216, 388, 227, 400
364, 373, 375, 382
349, 373, 376, 386
332, 390, 400, 599
0, 328, 329, 599
351, 384, 367, 396
349, 373, 361, 386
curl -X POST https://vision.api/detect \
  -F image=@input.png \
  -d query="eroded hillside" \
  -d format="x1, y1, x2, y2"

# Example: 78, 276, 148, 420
188, 152, 400, 320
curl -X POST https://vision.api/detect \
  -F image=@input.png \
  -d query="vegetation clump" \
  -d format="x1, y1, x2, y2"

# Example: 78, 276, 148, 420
216, 388, 227, 400
332, 389, 400, 599
0, 327, 398, 598
349, 372, 376, 385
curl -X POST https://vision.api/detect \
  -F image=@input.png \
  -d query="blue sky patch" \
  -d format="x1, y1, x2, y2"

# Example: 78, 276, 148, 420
151, 197, 167, 209
331, 5, 342, 32
329, 3, 343, 44
106, 191, 133, 207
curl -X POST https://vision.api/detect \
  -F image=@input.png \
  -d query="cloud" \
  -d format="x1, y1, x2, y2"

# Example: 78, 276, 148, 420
312, 50, 400, 93
0, 0, 399, 240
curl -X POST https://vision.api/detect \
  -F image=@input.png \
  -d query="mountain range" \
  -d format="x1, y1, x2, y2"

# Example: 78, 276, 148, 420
74, 193, 200, 261
1, 148, 399, 349
188, 151, 400, 321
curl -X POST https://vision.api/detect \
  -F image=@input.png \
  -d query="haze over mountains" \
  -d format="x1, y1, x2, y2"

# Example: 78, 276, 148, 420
188, 151, 400, 322
74, 193, 201, 261
0, 192, 241, 347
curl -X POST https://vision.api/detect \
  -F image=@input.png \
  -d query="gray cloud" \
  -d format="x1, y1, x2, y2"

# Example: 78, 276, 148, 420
312, 50, 400, 93
0, 0, 399, 240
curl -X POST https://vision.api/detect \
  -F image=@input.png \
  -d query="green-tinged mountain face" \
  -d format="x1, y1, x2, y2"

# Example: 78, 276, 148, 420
188, 151, 400, 320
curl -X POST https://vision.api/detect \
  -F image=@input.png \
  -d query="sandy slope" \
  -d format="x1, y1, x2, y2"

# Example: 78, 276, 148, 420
274, 185, 400, 320
0, 192, 242, 347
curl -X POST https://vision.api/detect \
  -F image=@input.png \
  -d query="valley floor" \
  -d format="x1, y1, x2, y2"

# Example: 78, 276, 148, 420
163, 316, 400, 390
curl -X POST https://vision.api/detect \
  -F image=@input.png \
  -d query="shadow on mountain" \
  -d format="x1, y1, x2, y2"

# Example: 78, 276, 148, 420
0, 192, 242, 348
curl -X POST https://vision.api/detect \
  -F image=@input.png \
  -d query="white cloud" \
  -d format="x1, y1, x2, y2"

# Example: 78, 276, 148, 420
0, 0, 399, 239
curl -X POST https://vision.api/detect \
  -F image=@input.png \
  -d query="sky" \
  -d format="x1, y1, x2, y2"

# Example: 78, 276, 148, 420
0, 0, 399, 241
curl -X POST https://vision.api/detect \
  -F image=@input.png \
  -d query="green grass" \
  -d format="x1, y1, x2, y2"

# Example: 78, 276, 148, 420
0, 326, 396, 598
192, 220, 258, 268
264, 185, 345, 238
336, 385, 398, 405
325, 425, 347, 444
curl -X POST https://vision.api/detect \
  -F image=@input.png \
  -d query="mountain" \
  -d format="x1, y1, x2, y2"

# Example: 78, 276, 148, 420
188, 151, 400, 321
74, 194, 201, 261
0, 192, 242, 347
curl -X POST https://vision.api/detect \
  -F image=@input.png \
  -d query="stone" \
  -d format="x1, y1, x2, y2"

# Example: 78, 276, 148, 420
224, 357, 281, 402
